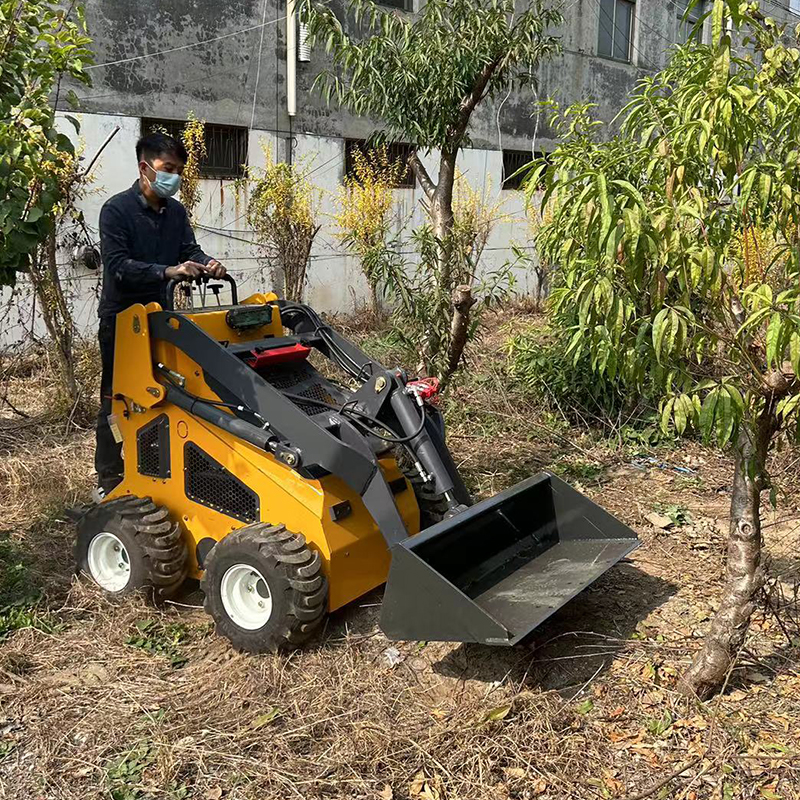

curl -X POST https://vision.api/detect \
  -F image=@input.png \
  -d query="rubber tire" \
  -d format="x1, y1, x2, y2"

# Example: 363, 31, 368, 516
201, 523, 327, 653
406, 472, 449, 529
75, 496, 188, 601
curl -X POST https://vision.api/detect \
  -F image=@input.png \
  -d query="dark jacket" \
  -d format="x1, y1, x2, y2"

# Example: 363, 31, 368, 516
98, 181, 213, 318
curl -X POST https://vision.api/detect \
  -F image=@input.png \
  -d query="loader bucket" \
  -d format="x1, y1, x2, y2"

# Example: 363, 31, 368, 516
380, 472, 639, 646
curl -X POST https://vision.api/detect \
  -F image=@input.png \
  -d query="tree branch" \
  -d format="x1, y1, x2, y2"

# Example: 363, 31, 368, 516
407, 151, 437, 200
452, 56, 503, 142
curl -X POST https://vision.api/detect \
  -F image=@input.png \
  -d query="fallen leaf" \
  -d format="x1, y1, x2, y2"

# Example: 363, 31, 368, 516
645, 512, 675, 529
533, 778, 547, 795
409, 771, 441, 800
602, 769, 624, 793
251, 708, 281, 729
203, 789, 223, 800
409, 772, 426, 796
378, 786, 393, 800
503, 767, 526, 779
480, 704, 512, 724
726, 689, 748, 702
383, 647, 404, 668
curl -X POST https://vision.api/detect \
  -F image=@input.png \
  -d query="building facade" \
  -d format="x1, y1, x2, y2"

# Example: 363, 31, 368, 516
2, 0, 797, 345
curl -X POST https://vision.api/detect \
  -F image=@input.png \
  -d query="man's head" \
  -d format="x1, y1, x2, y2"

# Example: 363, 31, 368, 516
136, 132, 187, 199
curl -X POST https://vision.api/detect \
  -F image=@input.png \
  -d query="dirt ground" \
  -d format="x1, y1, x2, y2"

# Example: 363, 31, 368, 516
1, 312, 800, 800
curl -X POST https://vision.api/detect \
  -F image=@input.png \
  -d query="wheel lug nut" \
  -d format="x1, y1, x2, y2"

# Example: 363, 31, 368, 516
113, 545, 120, 552
258, 601, 264, 608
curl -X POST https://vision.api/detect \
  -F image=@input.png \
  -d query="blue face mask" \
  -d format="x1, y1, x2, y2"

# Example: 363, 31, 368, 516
145, 163, 181, 198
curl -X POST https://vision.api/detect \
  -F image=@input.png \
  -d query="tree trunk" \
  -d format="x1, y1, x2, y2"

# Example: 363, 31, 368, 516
369, 280, 380, 317
28, 229, 78, 405
431, 149, 457, 287
678, 411, 776, 699
442, 284, 476, 387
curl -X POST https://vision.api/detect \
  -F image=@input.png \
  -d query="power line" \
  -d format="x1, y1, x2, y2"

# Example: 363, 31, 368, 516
85, 14, 285, 71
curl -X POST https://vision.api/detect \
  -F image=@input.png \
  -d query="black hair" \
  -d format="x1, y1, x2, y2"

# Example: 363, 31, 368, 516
136, 132, 188, 165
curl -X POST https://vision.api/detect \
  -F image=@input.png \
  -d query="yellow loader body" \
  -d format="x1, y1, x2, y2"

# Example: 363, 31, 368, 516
107, 296, 419, 612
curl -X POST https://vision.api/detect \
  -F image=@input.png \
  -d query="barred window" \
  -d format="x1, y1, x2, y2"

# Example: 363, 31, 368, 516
141, 118, 248, 180
344, 139, 416, 188
502, 150, 550, 191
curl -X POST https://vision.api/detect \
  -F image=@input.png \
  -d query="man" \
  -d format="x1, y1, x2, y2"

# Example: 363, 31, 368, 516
95, 132, 226, 496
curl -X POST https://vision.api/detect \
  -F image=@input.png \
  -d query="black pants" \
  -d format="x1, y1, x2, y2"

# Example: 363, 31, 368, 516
95, 317, 124, 489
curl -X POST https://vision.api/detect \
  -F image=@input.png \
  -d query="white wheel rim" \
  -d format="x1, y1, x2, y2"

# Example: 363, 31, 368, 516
220, 564, 273, 630
87, 532, 131, 592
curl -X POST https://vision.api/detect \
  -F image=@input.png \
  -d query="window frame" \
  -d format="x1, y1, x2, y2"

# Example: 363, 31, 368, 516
675, 0, 705, 44
140, 118, 249, 181
596, 0, 635, 64
377, 0, 413, 10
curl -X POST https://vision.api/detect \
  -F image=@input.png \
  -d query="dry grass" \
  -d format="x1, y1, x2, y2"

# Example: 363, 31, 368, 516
1, 313, 800, 800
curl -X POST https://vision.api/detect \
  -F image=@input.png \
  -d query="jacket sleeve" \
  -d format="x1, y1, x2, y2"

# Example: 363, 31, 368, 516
179, 209, 214, 265
99, 201, 167, 288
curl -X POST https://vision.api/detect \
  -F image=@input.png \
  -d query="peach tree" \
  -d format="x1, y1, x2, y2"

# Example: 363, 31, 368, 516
531, 1, 800, 698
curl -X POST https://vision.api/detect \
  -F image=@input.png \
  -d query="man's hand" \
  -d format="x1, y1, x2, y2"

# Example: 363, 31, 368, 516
204, 259, 227, 278
165, 261, 206, 281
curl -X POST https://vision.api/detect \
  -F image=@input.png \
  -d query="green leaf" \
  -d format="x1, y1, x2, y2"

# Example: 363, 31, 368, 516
251, 708, 282, 729
790, 332, 800, 376
482, 704, 512, 723
766, 312, 783, 367
699, 389, 719, 442
759, 172, 773, 216
576, 699, 594, 715
716, 390, 735, 447
596, 173, 612, 250
652, 308, 671, 365
661, 397, 676, 435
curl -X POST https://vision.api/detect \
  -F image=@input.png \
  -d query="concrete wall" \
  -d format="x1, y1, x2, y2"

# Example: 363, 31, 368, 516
68, 0, 680, 144
4, 0, 796, 347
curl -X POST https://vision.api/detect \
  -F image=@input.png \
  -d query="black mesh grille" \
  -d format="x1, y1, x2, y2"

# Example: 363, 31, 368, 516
261, 363, 336, 416
137, 415, 170, 478
184, 443, 259, 523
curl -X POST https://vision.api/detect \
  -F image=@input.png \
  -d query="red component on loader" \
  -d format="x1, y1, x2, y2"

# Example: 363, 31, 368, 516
406, 377, 441, 405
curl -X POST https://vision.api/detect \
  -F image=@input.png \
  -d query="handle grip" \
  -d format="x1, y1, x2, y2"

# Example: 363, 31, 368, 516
165, 273, 238, 310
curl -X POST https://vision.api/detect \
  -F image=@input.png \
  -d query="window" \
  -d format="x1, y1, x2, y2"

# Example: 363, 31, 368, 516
344, 139, 416, 188
791, 0, 800, 12
141, 118, 248, 179
378, 0, 412, 9
502, 150, 532, 191
675, 0, 704, 43
502, 150, 549, 191
597, 0, 634, 62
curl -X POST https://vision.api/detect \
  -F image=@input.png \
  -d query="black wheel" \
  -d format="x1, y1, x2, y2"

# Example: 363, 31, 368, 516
75, 496, 188, 601
201, 523, 327, 653
406, 472, 449, 529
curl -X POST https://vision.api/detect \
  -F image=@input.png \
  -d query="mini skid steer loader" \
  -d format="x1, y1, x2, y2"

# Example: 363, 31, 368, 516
77, 277, 639, 651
